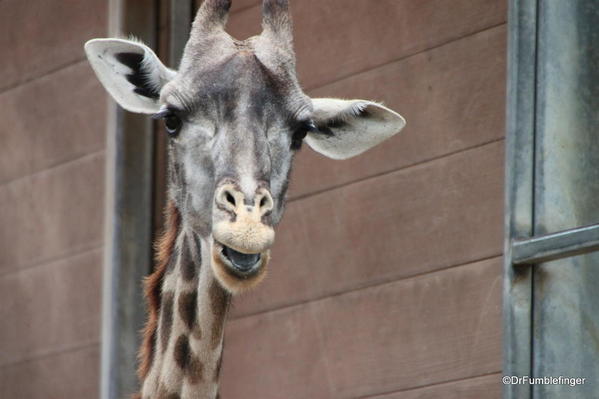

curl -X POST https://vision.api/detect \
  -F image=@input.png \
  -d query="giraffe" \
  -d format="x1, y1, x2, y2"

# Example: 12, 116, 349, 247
84, 0, 405, 398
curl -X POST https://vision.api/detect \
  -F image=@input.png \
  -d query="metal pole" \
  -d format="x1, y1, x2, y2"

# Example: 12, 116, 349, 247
503, 0, 538, 398
101, 1, 158, 398
512, 224, 599, 265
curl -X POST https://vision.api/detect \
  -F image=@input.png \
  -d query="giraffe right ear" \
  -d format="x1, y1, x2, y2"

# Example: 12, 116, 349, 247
84, 38, 176, 114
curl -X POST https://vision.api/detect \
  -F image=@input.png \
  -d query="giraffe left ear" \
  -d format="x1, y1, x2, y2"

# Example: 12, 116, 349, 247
84, 38, 176, 114
305, 98, 406, 160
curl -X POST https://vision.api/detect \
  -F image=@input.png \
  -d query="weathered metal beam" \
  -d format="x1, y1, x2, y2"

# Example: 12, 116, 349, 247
529, 1, 599, 397
170, 0, 192, 68
512, 224, 599, 265
503, 0, 538, 398
101, 1, 158, 399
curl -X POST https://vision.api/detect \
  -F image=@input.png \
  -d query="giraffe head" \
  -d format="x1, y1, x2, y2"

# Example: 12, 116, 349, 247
85, 0, 405, 294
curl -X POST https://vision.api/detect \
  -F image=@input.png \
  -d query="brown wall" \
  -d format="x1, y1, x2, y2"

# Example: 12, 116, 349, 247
0, 1, 107, 398
0, 1, 506, 398
220, 1, 507, 398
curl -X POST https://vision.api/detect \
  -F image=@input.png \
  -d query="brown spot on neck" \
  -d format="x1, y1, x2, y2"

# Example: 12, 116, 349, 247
156, 385, 181, 399
188, 355, 205, 384
178, 290, 198, 333
173, 334, 205, 384
174, 334, 191, 370
209, 280, 231, 349
180, 234, 201, 281
159, 292, 175, 353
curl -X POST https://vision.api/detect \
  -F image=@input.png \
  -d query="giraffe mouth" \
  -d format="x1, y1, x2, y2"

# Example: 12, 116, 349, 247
214, 241, 264, 278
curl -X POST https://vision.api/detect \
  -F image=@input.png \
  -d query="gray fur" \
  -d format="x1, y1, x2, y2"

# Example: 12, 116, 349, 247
162, 0, 309, 236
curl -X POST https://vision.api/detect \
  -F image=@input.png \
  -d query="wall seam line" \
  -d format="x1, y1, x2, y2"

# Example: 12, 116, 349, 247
0, 340, 100, 370
289, 137, 505, 203
0, 58, 87, 96
305, 21, 507, 93
356, 371, 502, 399
0, 243, 104, 279
0, 149, 106, 188
231, 253, 503, 321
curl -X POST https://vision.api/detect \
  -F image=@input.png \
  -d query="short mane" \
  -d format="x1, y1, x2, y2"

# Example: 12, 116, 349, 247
137, 201, 181, 380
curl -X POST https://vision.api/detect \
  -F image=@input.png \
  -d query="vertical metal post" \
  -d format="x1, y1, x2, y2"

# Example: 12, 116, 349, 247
170, 0, 193, 68
101, 1, 158, 398
531, 1, 599, 398
505, 1, 599, 398
152, 0, 192, 228
503, 0, 538, 398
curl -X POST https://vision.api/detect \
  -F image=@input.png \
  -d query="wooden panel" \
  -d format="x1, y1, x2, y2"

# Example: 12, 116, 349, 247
0, 344, 100, 399
0, 0, 107, 91
0, 249, 102, 367
232, 140, 504, 317
224, 302, 334, 399
291, 25, 506, 198
369, 374, 501, 399
221, 258, 502, 398
0, 62, 107, 184
316, 259, 502, 396
0, 153, 105, 275
227, 0, 506, 89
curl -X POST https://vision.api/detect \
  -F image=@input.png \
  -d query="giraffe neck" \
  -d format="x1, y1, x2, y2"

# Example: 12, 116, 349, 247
140, 206, 231, 399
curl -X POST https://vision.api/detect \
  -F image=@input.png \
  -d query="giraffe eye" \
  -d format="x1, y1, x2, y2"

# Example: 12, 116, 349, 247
153, 108, 183, 137
291, 120, 317, 150
164, 114, 182, 137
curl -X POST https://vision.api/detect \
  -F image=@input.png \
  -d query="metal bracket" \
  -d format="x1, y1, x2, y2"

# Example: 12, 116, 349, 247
512, 224, 599, 265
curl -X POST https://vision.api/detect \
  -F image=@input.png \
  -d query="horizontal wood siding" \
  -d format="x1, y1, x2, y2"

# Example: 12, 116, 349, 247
0, 345, 101, 399
0, 63, 107, 184
221, 1, 507, 398
292, 25, 506, 199
0, 1, 107, 398
228, 0, 506, 90
368, 374, 502, 399
222, 259, 502, 398
0, 0, 106, 91
232, 141, 504, 316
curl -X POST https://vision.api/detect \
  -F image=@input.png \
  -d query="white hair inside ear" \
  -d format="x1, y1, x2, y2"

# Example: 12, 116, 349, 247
305, 98, 406, 160
84, 38, 176, 114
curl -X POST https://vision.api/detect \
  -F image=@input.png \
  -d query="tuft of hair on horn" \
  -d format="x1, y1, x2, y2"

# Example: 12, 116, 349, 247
194, 0, 232, 31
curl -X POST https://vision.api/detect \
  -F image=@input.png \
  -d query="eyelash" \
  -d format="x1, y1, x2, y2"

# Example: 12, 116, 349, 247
153, 108, 182, 137
291, 120, 317, 150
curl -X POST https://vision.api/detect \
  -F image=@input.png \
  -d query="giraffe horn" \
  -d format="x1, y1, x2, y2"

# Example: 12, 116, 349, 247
191, 0, 232, 37
261, 0, 293, 49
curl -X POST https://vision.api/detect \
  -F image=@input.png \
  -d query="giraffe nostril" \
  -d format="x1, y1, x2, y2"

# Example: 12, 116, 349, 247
225, 191, 236, 207
257, 190, 274, 213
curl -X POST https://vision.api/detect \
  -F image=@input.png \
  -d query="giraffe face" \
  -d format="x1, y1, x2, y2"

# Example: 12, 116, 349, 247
84, 0, 405, 293
160, 50, 312, 292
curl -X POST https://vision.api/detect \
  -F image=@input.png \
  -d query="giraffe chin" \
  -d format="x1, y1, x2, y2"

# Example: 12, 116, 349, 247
211, 241, 269, 294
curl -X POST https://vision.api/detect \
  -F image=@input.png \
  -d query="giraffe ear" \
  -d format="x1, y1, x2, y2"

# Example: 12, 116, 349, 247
84, 38, 176, 114
305, 98, 406, 160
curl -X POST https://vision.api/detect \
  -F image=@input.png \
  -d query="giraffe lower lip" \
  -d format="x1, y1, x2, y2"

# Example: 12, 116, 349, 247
221, 245, 261, 272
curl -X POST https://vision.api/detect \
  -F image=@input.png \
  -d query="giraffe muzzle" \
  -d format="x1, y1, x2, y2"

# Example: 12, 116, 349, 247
211, 183, 274, 289
212, 183, 275, 252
